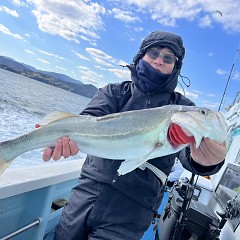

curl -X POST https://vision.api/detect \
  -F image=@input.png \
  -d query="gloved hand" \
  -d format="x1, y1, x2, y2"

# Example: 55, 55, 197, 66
168, 123, 195, 146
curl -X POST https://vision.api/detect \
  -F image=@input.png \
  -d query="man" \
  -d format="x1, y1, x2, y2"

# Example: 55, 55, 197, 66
40, 30, 226, 240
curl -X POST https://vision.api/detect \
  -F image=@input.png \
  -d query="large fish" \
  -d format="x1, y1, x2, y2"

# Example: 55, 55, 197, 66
0, 105, 228, 176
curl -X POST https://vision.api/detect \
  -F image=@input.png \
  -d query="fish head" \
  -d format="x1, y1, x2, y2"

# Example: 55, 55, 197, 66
170, 106, 228, 148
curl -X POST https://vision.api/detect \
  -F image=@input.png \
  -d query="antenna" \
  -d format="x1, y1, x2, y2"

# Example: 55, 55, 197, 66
218, 45, 240, 112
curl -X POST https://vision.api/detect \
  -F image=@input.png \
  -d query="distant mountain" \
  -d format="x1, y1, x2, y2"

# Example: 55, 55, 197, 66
0, 56, 30, 71
0, 56, 98, 98
21, 63, 84, 85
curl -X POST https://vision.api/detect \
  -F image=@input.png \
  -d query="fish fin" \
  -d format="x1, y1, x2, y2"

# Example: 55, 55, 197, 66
117, 142, 164, 175
0, 159, 12, 176
117, 159, 145, 175
137, 142, 164, 161
39, 111, 78, 126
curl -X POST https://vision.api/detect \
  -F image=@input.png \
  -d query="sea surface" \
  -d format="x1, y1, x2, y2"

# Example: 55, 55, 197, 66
0, 68, 91, 170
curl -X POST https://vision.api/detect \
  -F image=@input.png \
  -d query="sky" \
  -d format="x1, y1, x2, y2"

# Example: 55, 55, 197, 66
0, 0, 240, 112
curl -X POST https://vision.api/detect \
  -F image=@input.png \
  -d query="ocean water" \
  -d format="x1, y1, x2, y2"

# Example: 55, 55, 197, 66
0, 68, 91, 170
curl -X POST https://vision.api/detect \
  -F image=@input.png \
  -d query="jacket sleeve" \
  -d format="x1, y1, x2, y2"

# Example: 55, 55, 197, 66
80, 83, 121, 117
178, 147, 224, 176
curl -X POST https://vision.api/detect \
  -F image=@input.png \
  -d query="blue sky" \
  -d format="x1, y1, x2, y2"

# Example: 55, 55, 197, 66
0, 0, 239, 111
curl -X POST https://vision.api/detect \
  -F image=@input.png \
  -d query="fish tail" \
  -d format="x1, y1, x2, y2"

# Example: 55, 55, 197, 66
0, 140, 16, 176
0, 158, 12, 176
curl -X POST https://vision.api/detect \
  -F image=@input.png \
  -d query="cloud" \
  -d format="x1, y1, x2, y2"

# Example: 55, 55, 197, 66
37, 58, 50, 64
74, 52, 90, 61
56, 66, 67, 71
77, 66, 90, 71
107, 68, 131, 80
86, 47, 116, 66
95, 65, 107, 71
25, 49, 34, 54
29, 0, 106, 43
216, 68, 228, 76
81, 76, 100, 85
93, 58, 114, 67
184, 91, 199, 99
199, 15, 212, 28
111, 8, 140, 23
86, 48, 115, 61
83, 70, 103, 79
25, 33, 31, 38
232, 71, 240, 81
216, 69, 240, 80
0, 6, 19, 17
0, 23, 24, 39
12, 0, 28, 7
118, 0, 240, 32
39, 50, 64, 60
201, 100, 220, 109
79, 69, 104, 86
134, 27, 144, 32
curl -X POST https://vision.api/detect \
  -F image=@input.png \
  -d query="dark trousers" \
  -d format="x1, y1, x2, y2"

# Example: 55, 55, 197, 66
54, 177, 154, 240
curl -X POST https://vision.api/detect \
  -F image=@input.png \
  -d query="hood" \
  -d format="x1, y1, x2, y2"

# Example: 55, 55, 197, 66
133, 30, 185, 70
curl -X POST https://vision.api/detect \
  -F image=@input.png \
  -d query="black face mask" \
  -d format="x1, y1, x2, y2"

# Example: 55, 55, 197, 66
134, 59, 178, 94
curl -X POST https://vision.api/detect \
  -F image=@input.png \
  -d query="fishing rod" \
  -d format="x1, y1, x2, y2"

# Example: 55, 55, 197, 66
218, 45, 240, 112
171, 174, 198, 240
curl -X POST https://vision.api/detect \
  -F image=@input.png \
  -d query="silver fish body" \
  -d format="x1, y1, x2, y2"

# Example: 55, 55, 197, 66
0, 105, 228, 176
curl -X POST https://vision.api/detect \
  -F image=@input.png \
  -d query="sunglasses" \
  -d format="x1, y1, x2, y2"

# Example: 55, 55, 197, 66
146, 48, 178, 64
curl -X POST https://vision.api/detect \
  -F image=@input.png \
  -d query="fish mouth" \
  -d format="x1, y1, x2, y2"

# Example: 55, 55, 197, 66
168, 123, 195, 147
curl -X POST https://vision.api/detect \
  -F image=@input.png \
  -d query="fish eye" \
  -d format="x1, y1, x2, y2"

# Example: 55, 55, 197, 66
200, 110, 207, 115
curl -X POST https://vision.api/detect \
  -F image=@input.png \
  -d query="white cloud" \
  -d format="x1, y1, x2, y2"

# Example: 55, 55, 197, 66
0, 6, 19, 17
176, 87, 199, 99
134, 27, 144, 32
0, 23, 24, 39
75, 52, 90, 61
216, 69, 240, 80
93, 57, 114, 67
86, 47, 117, 66
12, 0, 28, 7
77, 66, 90, 71
206, 93, 216, 97
201, 100, 220, 109
25, 49, 34, 54
216, 68, 227, 75
111, 8, 140, 23
37, 58, 50, 64
232, 71, 240, 80
39, 50, 64, 60
29, 0, 106, 43
79, 69, 104, 86
86, 48, 115, 61
84, 70, 103, 79
108, 68, 130, 80
184, 91, 199, 99
56, 66, 67, 71
119, 0, 240, 32
81, 76, 99, 85
95, 65, 107, 71
25, 33, 31, 38
199, 15, 212, 28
